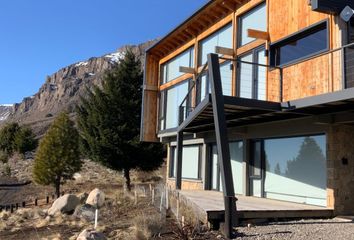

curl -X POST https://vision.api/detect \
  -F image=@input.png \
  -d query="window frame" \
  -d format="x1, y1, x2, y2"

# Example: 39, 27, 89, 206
236, 45, 266, 100
169, 144, 203, 180
159, 79, 191, 131
269, 19, 330, 67
198, 23, 233, 66
237, 2, 267, 48
160, 47, 194, 85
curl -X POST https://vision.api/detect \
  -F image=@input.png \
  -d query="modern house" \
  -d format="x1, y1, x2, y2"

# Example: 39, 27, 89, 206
140, 0, 354, 229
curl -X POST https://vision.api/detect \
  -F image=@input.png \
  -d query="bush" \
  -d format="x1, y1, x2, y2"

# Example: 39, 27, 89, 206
2, 164, 11, 177
0, 151, 9, 163
0, 123, 20, 154
133, 213, 164, 239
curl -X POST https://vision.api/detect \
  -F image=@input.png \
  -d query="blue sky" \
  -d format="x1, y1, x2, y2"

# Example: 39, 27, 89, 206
0, 0, 208, 104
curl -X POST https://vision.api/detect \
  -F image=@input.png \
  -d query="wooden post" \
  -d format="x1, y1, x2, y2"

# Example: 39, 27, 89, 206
10, 205, 14, 213
165, 187, 169, 210
46, 196, 49, 204
152, 188, 155, 205
35, 198, 38, 206
22, 201, 26, 208
134, 190, 138, 205
15, 203, 18, 210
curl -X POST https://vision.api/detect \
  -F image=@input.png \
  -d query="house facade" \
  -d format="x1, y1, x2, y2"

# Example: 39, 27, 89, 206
141, 0, 354, 215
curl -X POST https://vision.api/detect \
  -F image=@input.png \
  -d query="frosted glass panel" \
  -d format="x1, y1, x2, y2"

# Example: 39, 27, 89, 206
162, 48, 194, 84
239, 4, 266, 46
239, 53, 253, 98
165, 81, 189, 129
211, 142, 244, 194
220, 62, 233, 96
200, 24, 232, 65
264, 135, 327, 206
257, 50, 267, 100
182, 145, 200, 179
230, 142, 244, 194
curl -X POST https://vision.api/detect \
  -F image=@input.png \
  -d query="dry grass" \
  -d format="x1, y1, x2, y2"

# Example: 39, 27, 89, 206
133, 213, 164, 239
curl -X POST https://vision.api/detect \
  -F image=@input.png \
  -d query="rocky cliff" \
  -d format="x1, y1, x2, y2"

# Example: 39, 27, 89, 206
6, 40, 156, 136
0, 105, 13, 122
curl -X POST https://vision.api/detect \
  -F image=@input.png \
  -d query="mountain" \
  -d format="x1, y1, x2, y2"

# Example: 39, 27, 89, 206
0, 105, 13, 122
5, 40, 157, 136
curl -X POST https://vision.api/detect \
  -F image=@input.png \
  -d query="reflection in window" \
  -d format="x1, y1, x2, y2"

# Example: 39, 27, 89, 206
161, 48, 194, 84
239, 3, 266, 47
264, 135, 327, 206
199, 24, 232, 65
239, 53, 253, 99
164, 81, 189, 130
169, 145, 201, 179
270, 22, 328, 66
197, 61, 233, 103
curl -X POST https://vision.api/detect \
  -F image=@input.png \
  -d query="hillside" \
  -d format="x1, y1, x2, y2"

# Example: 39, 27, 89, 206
5, 40, 156, 136
0, 105, 13, 122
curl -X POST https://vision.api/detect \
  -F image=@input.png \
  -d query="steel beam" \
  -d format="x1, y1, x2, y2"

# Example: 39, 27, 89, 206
175, 106, 185, 190
208, 53, 238, 238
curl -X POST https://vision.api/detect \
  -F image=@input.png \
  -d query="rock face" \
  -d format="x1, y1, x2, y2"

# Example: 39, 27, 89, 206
0, 105, 13, 123
77, 229, 106, 240
86, 188, 105, 208
48, 194, 80, 216
6, 40, 157, 136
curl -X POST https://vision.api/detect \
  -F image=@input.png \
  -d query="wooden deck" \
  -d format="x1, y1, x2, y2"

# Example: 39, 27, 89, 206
178, 190, 334, 223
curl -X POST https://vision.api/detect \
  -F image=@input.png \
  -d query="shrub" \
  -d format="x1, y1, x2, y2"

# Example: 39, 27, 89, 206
133, 213, 164, 239
0, 151, 9, 163
0, 123, 20, 154
2, 164, 11, 177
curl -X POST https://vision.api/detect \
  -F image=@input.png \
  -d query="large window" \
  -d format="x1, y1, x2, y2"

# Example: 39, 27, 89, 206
237, 46, 266, 100
270, 21, 328, 67
159, 80, 189, 130
161, 48, 194, 84
199, 24, 233, 65
197, 61, 233, 103
264, 135, 327, 206
238, 3, 266, 47
169, 145, 202, 180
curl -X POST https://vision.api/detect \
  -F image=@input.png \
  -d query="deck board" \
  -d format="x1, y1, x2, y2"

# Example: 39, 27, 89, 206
178, 190, 334, 221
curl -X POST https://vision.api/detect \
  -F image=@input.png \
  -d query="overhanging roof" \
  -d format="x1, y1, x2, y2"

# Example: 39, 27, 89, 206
180, 88, 354, 133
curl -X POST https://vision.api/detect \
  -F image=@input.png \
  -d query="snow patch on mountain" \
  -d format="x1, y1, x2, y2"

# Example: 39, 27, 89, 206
75, 61, 89, 67
105, 51, 125, 63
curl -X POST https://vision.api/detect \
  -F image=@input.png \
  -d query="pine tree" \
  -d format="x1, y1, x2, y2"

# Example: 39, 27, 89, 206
33, 112, 81, 197
0, 122, 20, 154
14, 127, 37, 155
77, 49, 164, 191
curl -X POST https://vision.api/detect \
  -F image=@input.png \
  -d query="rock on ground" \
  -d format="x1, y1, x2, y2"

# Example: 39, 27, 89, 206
78, 192, 89, 204
86, 189, 105, 208
77, 229, 106, 240
48, 194, 80, 216
74, 204, 96, 222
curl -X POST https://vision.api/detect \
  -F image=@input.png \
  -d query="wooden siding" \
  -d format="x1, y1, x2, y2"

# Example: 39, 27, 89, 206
141, 0, 344, 141
141, 54, 159, 142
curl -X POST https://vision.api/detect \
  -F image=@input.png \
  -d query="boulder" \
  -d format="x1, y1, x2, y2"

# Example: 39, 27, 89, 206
48, 194, 80, 216
74, 204, 96, 221
86, 188, 105, 208
77, 229, 106, 240
78, 192, 89, 204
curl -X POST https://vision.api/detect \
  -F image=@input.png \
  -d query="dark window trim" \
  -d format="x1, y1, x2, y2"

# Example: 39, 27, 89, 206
198, 22, 233, 66
236, 45, 266, 99
237, 2, 267, 48
269, 19, 330, 68
169, 144, 203, 180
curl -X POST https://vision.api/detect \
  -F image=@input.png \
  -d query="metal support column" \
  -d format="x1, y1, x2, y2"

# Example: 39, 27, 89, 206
207, 53, 238, 238
175, 106, 185, 190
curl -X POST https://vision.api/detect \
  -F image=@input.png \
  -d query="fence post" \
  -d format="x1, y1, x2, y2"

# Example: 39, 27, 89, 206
22, 201, 26, 208
16, 203, 18, 210
10, 205, 14, 213
165, 187, 169, 210
134, 189, 138, 205
152, 188, 155, 205
35, 198, 38, 206
46, 196, 49, 204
